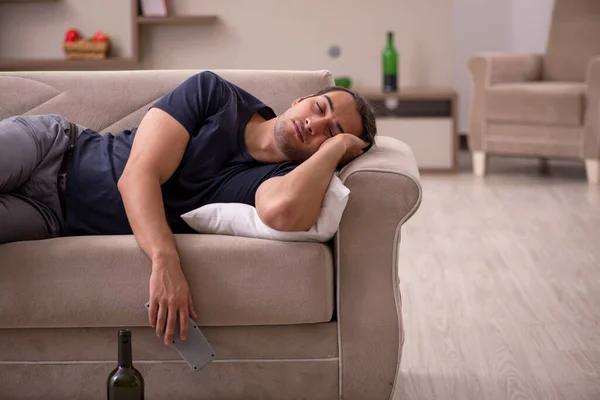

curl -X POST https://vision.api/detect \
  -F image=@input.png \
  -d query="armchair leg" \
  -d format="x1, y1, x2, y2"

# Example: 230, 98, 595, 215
473, 151, 487, 177
585, 159, 600, 184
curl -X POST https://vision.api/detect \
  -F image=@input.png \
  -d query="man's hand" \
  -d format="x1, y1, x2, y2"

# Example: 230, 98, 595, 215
319, 133, 369, 167
148, 254, 198, 346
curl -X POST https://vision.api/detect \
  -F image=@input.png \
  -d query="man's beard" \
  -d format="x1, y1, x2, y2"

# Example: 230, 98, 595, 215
274, 115, 313, 162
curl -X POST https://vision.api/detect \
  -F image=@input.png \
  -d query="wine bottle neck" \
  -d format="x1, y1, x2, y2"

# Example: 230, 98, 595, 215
118, 336, 133, 367
387, 33, 394, 47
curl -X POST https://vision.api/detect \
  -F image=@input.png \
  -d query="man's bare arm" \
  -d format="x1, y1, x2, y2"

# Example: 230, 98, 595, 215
256, 134, 368, 232
118, 107, 196, 345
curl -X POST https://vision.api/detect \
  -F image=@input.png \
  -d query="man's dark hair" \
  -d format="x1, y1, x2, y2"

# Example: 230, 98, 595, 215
312, 86, 377, 150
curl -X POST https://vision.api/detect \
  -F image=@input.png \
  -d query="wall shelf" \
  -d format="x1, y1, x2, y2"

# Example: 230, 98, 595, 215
137, 15, 219, 25
0, 58, 138, 71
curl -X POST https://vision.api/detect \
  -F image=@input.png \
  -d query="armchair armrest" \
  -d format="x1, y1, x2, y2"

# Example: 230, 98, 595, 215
467, 52, 542, 151
468, 52, 543, 86
334, 136, 422, 400
584, 55, 600, 159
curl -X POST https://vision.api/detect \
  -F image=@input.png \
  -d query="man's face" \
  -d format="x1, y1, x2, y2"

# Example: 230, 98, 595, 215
274, 90, 363, 162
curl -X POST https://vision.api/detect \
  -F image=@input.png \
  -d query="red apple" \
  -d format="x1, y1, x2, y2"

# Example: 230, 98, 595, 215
64, 28, 81, 43
92, 31, 110, 43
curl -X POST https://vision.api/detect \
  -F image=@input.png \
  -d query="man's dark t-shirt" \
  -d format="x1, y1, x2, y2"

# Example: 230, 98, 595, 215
65, 71, 298, 235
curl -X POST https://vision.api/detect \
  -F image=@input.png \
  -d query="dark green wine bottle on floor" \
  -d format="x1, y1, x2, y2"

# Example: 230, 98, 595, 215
382, 31, 398, 92
107, 329, 144, 400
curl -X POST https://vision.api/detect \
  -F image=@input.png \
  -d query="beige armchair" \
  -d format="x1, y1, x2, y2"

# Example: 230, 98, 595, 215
468, 0, 600, 183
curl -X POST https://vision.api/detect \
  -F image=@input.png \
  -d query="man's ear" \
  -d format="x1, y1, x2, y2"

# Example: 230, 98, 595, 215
292, 95, 311, 107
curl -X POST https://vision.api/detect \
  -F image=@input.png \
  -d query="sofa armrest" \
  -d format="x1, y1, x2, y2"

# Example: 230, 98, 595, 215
467, 52, 542, 151
334, 136, 422, 400
584, 55, 600, 159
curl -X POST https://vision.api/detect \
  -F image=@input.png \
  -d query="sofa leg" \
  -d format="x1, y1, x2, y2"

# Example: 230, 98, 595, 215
473, 152, 486, 177
585, 159, 600, 184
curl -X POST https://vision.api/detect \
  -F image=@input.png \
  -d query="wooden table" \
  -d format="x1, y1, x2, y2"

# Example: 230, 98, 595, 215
359, 87, 458, 172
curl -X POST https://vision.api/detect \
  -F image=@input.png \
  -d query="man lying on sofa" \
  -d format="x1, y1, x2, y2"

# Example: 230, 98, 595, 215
0, 71, 376, 346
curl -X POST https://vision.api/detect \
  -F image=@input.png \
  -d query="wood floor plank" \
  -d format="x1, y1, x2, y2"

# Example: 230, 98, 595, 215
556, 378, 600, 400
395, 154, 600, 400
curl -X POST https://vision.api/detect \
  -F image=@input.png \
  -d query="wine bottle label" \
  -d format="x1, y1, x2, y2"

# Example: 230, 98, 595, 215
383, 74, 397, 92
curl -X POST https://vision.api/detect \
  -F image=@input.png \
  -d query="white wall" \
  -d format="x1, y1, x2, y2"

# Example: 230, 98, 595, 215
452, 0, 554, 134
511, 0, 554, 53
140, 0, 453, 89
0, 0, 453, 90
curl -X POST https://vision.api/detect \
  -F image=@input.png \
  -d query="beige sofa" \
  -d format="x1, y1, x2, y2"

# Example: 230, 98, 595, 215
0, 69, 422, 400
467, 0, 600, 183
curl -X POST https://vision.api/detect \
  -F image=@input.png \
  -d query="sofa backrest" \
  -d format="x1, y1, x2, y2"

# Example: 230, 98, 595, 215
543, 0, 600, 82
0, 69, 334, 133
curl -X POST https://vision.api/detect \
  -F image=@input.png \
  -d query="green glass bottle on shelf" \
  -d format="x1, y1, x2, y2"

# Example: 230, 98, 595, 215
382, 31, 398, 92
107, 329, 144, 400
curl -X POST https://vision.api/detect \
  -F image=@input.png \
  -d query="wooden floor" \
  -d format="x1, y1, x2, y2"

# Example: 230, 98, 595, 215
394, 153, 600, 400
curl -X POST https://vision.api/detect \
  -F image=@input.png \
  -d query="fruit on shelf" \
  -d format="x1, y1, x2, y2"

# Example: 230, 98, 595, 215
62, 29, 111, 60
64, 28, 81, 43
93, 31, 110, 43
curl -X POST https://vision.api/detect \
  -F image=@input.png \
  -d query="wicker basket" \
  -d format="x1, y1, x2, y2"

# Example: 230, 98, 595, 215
63, 40, 110, 60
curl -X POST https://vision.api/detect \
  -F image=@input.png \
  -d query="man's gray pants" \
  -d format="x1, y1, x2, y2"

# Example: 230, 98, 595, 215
0, 114, 82, 244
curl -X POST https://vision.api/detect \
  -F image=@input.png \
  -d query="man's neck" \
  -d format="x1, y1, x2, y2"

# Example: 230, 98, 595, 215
244, 113, 288, 163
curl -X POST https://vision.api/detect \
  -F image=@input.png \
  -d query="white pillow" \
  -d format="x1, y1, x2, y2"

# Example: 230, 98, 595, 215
181, 175, 350, 242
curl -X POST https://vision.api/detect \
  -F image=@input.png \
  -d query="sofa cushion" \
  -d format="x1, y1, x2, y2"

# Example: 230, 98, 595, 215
0, 235, 334, 328
486, 82, 585, 126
